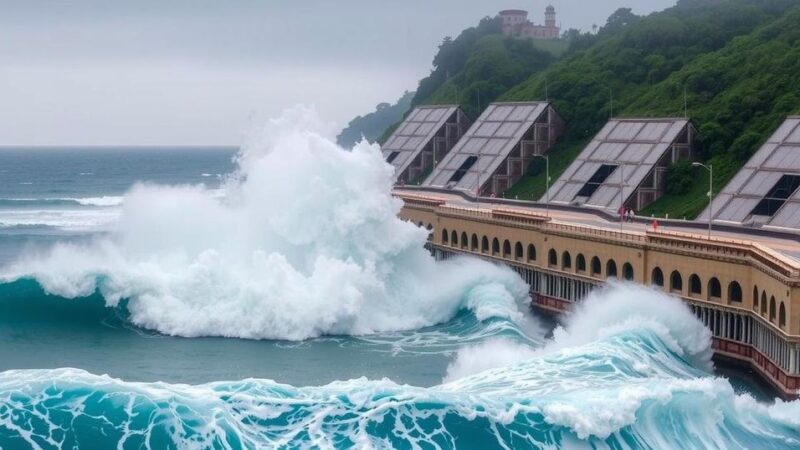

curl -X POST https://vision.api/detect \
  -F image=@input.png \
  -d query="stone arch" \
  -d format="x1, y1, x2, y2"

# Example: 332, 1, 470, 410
451, 230, 458, 247
761, 291, 767, 315
502, 240, 511, 258
515, 242, 523, 260
527, 244, 536, 262
778, 302, 786, 328
753, 285, 759, 310
779, 302, 787, 329
471, 234, 479, 252
548, 249, 557, 267
576, 254, 586, 272
482, 236, 489, 254
770, 296, 776, 322
651, 267, 664, 287
562, 251, 572, 270
708, 277, 721, 300
442, 229, 449, 245
728, 281, 742, 304
460, 232, 468, 250
622, 263, 634, 281
492, 238, 500, 256
689, 274, 702, 296
670, 271, 683, 293
591, 257, 601, 276
606, 260, 617, 278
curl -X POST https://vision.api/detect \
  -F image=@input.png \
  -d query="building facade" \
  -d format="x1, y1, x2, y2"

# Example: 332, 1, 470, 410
500, 6, 560, 40
397, 191, 800, 398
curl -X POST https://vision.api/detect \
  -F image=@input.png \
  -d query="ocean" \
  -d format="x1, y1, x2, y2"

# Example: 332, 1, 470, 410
0, 115, 798, 449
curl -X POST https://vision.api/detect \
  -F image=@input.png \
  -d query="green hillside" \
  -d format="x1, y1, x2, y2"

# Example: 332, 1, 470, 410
384, 0, 799, 219
502, 0, 800, 218
337, 91, 414, 149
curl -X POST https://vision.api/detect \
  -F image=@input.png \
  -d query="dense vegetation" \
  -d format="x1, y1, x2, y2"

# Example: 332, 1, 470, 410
347, 0, 800, 218
336, 91, 414, 149
503, 0, 800, 217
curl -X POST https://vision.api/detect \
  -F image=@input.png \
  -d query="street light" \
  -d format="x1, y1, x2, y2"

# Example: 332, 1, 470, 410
619, 164, 626, 231
534, 154, 550, 218
693, 162, 713, 239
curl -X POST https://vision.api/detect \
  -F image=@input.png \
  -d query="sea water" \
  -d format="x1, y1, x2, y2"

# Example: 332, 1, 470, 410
0, 108, 798, 449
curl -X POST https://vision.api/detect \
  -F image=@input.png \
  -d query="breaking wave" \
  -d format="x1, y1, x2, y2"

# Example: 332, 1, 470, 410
1, 285, 799, 449
0, 106, 530, 340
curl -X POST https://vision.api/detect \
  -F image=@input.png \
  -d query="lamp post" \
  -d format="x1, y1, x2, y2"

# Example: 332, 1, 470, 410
619, 164, 625, 231
693, 162, 713, 239
534, 154, 550, 218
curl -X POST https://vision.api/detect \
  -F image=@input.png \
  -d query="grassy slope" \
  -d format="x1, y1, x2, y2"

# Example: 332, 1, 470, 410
499, 0, 800, 217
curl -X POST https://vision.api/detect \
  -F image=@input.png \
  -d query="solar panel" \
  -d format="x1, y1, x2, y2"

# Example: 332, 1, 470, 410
545, 118, 692, 211
381, 105, 468, 183
423, 102, 561, 193
701, 117, 800, 229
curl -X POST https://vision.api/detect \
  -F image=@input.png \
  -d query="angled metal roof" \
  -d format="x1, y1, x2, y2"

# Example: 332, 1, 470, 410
423, 102, 550, 191
700, 117, 800, 229
381, 105, 460, 180
545, 118, 691, 209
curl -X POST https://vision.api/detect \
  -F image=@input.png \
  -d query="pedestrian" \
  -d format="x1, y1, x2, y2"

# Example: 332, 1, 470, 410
652, 219, 659, 231
628, 209, 635, 222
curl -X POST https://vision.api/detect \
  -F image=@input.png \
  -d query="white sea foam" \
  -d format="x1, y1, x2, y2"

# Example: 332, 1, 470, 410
1, 106, 530, 340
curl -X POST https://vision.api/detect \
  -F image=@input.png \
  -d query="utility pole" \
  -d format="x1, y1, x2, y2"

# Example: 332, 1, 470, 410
534, 154, 550, 218
693, 162, 713, 238
619, 164, 625, 231
609, 88, 614, 119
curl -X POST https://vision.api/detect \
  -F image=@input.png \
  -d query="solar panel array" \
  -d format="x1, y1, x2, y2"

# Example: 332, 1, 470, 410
423, 102, 550, 191
699, 117, 800, 229
381, 106, 460, 181
545, 118, 691, 209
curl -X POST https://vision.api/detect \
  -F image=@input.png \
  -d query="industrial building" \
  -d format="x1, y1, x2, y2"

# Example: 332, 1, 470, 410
545, 118, 696, 211
700, 117, 800, 230
381, 106, 470, 184
423, 102, 564, 195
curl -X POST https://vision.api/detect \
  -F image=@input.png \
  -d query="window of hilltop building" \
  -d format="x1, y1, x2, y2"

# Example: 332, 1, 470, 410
562, 252, 571, 270
761, 292, 767, 315
471, 234, 479, 252
689, 274, 702, 297
651, 267, 664, 287
728, 282, 743, 305
442, 229, 449, 245
492, 238, 500, 256
576, 254, 586, 273
708, 278, 722, 300
482, 236, 489, 254
622, 263, 634, 281
591, 257, 601, 277
548, 249, 557, 267
451, 231, 458, 247
515, 242, 523, 260
503, 240, 511, 259
461, 232, 468, 250
671, 271, 683, 293
606, 260, 617, 279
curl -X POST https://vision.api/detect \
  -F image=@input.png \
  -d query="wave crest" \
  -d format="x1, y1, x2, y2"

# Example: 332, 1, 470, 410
1, 107, 529, 340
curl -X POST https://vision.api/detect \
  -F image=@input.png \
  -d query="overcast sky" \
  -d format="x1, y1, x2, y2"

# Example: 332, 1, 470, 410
0, 0, 675, 146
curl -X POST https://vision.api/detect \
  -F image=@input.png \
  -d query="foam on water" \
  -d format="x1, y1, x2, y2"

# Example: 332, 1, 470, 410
1, 303, 799, 449
0, 106, 530, 340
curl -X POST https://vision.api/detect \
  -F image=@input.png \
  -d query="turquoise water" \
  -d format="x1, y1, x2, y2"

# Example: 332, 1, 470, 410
0, 140, 798, 449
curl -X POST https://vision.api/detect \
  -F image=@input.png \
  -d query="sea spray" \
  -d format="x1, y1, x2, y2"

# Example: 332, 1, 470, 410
445, 282, 714, 380
1, 106, 531, 340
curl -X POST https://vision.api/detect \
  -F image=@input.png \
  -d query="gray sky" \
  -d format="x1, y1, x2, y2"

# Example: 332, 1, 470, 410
0, 0, 675, 146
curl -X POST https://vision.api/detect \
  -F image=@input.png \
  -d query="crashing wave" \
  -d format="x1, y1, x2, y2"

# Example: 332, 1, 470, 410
0, 106, 530, 340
